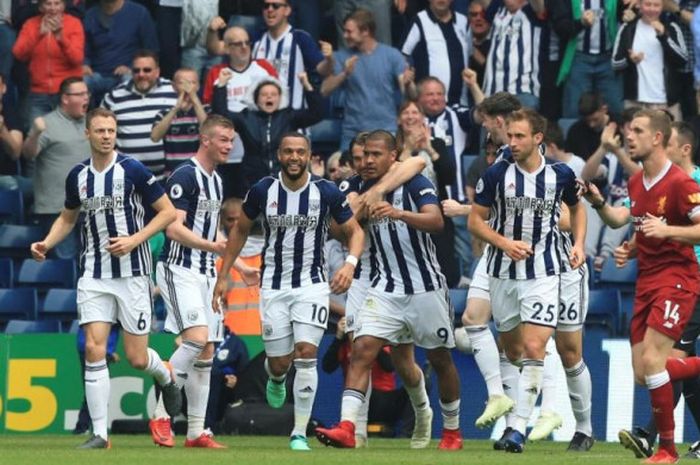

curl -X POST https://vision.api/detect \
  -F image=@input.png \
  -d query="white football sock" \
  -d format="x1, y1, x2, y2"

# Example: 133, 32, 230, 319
500, 353, 520, 428
404, 369, 431, 413
565, 360, 593, 436
185, 358, 212, 440
540, 338, 558, 414
144, 347, 172, 386
85, 359, 110, 439
291, 358, 318, 437
466, 325, 504, 396
513, 359, 544, 434
356, 377, 371, 438
169, 341, 204, 389
440, 399, 461, 430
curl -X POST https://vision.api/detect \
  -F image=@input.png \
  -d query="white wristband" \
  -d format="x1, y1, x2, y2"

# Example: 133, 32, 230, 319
345, 255, 358, 267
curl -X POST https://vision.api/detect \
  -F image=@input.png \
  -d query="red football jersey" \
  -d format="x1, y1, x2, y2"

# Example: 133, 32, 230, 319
628, 162, 700, 294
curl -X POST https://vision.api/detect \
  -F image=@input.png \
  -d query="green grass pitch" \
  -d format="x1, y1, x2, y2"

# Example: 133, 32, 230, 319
0, 435, 673, 465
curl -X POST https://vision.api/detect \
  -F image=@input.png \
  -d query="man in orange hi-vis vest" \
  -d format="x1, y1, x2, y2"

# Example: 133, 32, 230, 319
217, 198, 263, 336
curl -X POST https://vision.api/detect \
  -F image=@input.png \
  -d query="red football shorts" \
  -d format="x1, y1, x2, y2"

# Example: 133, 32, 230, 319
629, 287, 698, 346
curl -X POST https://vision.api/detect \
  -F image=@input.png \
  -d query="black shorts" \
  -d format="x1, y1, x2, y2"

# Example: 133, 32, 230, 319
674, 296, 700, 355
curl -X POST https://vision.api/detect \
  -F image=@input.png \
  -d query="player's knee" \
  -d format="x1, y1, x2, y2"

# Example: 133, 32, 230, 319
84, 340, 107, 361
127, 352, 149, 370
294, 342, 317, 360
426, 348, 455, 372
522, 338, 546, 359
463, 307, 489, 326
558, 349, 581, 368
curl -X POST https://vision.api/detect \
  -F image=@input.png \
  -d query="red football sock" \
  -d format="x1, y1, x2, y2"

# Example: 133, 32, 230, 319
647, 372, 677, 456
666, 357, 700, 381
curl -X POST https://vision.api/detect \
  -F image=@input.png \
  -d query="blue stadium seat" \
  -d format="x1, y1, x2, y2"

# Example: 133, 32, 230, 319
17, 258, 77, 290
5, 319, 62, 334
0, 258, 13, 288
41, 288, 78, 321
310, 119, 342, 156
586, 288, 622, 336
0, 288, 38, 321
558, 118, 578, 140
0, 224, 44, 259
598, 258, 637, 293
0, 189, 24, 224
449, 288, 468, 322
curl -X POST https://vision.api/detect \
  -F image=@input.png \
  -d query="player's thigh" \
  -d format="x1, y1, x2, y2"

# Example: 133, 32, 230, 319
354, 289, 412, 346
557, 266, 589, 332
346, 279, 370, 333
405, 289, 455, 349
158, 263, 212, 338
76, 277, 118, 326
520, 275, 560, 329
645, 287, 698, 345
489, 278, 521, 333
290, 282, 331, 330
463, 297, 492, 326
466, 256, 490, 308
260, 289, 294, 357
113, 275, 153, 336
673, 295, 700, 356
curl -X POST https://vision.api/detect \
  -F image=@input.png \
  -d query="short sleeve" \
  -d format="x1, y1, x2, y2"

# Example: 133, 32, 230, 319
559, 165, 579, 207
406, 175, 439, 209
678, 176, 700, 220
64, 165, 81, 210
165, 167, 197, 211
241, 179, 269, 220
333, 50, 349, 75
338, 175, 362, 196
129, 158, 165, 205
390, 47, 407, 76
152, 108, 168, 129
474, 162, 504, 207
295, 30, 323, 70
401, 20, 421, 56
323, 181, 353, 225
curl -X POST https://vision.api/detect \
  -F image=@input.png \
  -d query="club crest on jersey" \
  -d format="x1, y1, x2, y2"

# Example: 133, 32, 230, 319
170, 184, 183, 199
657, 196, 667, 215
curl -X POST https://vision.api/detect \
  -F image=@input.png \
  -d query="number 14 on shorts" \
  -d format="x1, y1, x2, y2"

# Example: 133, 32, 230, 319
663, 300, 680, 329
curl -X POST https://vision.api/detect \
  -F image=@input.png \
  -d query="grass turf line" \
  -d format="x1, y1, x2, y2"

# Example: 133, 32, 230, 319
0, 435, 658, 465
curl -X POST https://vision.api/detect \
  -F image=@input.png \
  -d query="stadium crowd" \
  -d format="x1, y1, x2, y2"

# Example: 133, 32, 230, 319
3, 0, 700, 462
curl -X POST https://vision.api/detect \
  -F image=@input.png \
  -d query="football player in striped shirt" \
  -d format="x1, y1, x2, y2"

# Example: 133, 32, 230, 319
149, 115, 259, 448
469, 108, 586, 453
213, 132, 365, 451
30, 108, 180, 449
316, 130, 463, 450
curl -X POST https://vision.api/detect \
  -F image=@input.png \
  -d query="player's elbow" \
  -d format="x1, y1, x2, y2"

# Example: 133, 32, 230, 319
425, 214, 444, 234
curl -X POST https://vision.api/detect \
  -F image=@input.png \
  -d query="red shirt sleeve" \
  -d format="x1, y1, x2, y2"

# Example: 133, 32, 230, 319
254, 59, 278, 78
203, 64, 224, 104
678, 174, 700, 221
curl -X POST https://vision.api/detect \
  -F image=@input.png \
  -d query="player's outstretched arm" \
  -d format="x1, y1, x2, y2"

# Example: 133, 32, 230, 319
469, 203, 533, 261
213, 212, 254, 312
329, 217, 365, 295
581, 181, 631, 228
30, 208, 80, 261
107, 194, 177, 257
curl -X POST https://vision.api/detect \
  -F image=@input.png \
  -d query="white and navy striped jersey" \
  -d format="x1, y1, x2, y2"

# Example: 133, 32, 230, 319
401, 9, 471, 105
102, 78, 178, 178
483, 4, 542, 97
160, 158, 223, 277
252, 26, 323, 110
242, 174, 353, 290
426, 105, 473, 202
339, 175, 376, 284
360, 175, 446, 295
64, 153, 164, 279
576, 0, 613, 55
475, 155, 578, 279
